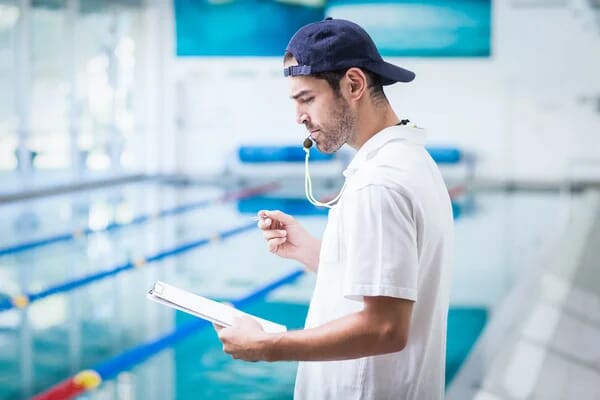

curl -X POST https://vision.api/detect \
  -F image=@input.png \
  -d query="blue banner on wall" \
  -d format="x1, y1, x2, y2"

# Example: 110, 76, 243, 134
174, 0, 491, 57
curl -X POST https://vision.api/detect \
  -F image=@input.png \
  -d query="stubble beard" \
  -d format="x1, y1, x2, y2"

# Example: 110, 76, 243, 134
316, 96, 357, 154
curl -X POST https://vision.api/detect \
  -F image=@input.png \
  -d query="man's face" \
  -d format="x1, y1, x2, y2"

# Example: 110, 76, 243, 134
288, 74, 357, 154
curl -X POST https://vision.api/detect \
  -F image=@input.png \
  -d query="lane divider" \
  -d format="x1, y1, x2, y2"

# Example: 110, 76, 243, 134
29, 184, 472, 399
0, 222, 258, 313
11, 295, 29, 309
32, 267, 305, 400
0, 183, 279, 257
0, 183, 469, 313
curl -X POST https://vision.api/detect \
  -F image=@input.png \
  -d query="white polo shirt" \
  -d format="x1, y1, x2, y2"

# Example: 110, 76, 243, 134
294, 124, 454, 400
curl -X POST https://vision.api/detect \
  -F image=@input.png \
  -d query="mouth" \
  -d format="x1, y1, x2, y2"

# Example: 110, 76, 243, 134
309, 129, 320, 139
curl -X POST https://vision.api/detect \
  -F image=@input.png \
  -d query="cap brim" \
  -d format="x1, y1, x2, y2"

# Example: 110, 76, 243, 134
367, 61, 415, 85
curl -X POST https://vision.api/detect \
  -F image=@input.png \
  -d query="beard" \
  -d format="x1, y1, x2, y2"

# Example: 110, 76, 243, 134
313, 96, 357, 154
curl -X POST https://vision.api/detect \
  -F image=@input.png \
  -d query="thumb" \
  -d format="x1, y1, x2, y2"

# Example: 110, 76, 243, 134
264, 209, 295, 225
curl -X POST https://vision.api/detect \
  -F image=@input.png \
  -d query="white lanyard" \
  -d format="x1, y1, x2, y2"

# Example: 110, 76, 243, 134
303, 139, 346, 209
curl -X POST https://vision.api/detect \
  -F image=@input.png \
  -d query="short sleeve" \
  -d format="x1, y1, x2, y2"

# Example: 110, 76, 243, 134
341, 184, 419, 302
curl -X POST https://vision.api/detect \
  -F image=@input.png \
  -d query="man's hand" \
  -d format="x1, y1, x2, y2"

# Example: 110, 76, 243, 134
257, 209, 321, 272
214, 316, 271, 362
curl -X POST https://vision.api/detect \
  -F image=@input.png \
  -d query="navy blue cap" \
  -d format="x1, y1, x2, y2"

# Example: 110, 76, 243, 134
284, 18, 415, 85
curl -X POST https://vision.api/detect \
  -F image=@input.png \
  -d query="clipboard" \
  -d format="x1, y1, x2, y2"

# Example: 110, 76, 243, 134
146, 281, 287, 333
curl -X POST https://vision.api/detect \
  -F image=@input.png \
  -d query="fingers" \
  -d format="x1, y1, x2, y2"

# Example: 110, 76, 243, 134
213, 323, 225, 332
265, 210, 294, 225
257, 210, 272, 229
257, 211, 271, 229
267, 237, 287, 253
257, 217, 272, 230
263, 229, 287, 241
257, 210, 292, 254
257, 210, 293, 230
265, 231, 287, 252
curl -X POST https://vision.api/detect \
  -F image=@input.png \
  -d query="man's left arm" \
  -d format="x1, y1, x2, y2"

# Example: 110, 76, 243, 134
216, 295, 413, 362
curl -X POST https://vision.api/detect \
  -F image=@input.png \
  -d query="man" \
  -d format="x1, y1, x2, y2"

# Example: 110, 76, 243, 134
214, 18, 454, 400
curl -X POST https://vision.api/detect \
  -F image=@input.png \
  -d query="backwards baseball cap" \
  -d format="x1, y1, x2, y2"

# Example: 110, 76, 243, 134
284, 17, 415, 85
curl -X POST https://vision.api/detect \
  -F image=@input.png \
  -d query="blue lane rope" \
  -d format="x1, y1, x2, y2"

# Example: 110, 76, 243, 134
0, 222, 257, 313
0, 183, 469, 313
0, 183, 278, 257
94, 268, 305, 380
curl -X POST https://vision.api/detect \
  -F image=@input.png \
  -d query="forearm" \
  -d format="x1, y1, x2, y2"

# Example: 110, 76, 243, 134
262, 310, 407, 361
298, 236, 321, 273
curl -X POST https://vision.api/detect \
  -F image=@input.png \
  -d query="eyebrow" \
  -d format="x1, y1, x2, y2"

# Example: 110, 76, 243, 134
290, 90, 313, 100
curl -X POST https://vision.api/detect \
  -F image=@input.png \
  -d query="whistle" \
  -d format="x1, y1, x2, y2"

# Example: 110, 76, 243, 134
303, 137, 313, 149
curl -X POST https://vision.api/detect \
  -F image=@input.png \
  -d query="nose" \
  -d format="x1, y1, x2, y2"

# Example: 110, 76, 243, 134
296, 108, 309, 126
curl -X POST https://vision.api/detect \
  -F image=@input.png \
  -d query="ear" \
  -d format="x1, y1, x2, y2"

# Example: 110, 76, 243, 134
343, 67, 368, 102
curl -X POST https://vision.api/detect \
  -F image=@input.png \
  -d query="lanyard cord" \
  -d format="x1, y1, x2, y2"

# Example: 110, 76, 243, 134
304, 146, 347, 208
302, 119, 409, 209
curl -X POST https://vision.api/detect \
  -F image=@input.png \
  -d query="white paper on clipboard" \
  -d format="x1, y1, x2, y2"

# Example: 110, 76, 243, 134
146, 281, 287, 333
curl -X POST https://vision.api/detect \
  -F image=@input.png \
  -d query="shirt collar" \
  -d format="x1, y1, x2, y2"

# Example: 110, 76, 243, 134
343, 124, 426, 177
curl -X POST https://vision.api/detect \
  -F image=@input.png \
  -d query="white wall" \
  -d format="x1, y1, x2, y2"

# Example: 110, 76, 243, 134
164, 1, 600, 183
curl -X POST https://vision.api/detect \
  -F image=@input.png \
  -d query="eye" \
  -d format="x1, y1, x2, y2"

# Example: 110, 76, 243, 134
300, 97, 314, 104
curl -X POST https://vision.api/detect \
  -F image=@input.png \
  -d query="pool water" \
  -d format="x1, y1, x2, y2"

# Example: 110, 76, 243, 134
138, 302, 486, 400
0, 182, 569, 400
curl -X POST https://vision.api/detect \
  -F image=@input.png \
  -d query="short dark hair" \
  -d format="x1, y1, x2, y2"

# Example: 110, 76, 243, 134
283, 51, 386, 105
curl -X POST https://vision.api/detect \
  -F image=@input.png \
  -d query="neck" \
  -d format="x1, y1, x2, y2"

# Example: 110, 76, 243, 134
348, 100, 400, 150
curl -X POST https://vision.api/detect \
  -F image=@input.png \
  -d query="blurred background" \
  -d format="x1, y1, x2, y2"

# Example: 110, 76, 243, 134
0, 0, 599, 399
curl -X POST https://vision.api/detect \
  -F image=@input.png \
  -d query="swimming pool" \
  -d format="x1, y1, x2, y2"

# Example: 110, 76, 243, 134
0, 181, 571, 399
